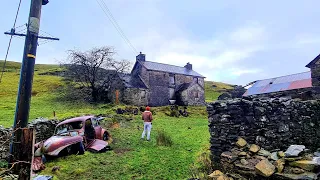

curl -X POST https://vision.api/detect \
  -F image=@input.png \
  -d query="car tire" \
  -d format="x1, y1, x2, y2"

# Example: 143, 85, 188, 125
103, 132, 109, 141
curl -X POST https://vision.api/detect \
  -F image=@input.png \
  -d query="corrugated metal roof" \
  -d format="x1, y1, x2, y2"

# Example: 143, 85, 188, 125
243, 71, 312, 96
140, 61, 205, 77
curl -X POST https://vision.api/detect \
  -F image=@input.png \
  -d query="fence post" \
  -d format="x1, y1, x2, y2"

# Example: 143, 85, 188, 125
9, 128, 35, 179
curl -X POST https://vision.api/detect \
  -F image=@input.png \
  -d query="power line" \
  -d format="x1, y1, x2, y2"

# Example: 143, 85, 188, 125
0, 0, 22, 83
96, 0, 138, 55
100, 0, 138, 53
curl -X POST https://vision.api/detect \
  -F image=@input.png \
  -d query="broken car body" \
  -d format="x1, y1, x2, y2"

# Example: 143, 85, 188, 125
36, 116, 111, 157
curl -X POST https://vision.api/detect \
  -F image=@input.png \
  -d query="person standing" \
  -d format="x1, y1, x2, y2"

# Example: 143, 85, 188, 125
141, 106, 153, 141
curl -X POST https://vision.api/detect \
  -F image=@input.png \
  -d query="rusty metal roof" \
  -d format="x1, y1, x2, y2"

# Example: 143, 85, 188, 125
243, 71, 312, 96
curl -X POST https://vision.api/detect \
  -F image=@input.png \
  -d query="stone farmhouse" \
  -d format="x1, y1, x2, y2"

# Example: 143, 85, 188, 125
112, 52, 205, 106
244, 53, 320, 98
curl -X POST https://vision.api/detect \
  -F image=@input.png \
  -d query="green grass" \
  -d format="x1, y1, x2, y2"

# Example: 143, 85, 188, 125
0, 60, 218, 179
0, 60, 231, 127
204, 81, 233, 102
0, 61, 112, 127
40, 113, 210, 180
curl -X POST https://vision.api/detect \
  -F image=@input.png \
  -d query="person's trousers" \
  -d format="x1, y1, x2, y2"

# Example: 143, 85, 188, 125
141, 122, 152, 140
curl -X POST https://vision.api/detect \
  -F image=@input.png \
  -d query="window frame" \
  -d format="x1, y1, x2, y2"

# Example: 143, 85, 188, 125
169, 74, 175, 85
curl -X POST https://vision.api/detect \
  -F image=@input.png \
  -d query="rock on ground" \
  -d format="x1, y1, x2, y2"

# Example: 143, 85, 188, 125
285, 145, 306, 157
255, 159, 276, 177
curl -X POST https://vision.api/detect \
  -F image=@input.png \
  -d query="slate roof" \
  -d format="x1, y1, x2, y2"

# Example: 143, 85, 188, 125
139, 61, 205, 78
119, 73, 147, 89
243, 71, 312, 96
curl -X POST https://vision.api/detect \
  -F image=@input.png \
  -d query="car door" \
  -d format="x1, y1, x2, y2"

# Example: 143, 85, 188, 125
92, 118, 102, 139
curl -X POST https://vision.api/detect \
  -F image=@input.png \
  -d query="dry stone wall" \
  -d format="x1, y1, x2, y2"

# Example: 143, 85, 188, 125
207, 97, 320, 165
0, 118, 59, 161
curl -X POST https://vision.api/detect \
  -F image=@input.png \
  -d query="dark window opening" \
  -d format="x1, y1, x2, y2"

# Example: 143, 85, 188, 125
170, 74, 175, 85
193, 77, 198, 83
194, 91, 199, 98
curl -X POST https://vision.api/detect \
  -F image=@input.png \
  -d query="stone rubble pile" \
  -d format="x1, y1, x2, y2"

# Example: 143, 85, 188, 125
208, 137, 320, 180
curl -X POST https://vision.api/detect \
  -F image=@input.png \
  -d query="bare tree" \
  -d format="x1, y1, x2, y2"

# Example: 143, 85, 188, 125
63, 46, 130, 102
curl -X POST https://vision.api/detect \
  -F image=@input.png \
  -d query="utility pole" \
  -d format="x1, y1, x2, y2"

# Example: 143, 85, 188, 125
9, 0, 49, 178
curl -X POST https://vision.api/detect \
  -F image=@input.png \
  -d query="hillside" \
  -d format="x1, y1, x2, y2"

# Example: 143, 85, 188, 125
0, 60, 230, 179
0, 60, 104, 127
204, 81, 234, 102
0, 60, 232, 126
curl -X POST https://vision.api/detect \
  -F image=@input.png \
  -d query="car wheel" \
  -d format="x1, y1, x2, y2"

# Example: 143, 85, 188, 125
103, 132, 109, 141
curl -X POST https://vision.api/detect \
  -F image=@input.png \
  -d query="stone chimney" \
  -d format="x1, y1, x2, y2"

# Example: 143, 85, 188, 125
136, 52, 146, 62
184, 62, 192, 70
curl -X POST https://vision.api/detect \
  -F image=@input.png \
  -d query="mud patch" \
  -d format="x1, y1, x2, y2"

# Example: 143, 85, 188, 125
113, 148, 132, 155
110, 123, 120, 129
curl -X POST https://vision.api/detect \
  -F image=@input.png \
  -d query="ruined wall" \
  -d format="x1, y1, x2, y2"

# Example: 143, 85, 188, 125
108, 78, 126, 104
122, 88, 149, 106
207, 98, 320, 164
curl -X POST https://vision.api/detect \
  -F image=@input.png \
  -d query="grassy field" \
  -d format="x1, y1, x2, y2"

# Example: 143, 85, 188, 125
0, 60, 231, 179
39, 109, 210, 180
0, 61, 116, 127
0, 60, 232, 127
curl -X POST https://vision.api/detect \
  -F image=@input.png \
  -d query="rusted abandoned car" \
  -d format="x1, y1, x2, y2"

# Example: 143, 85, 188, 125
36, 115, 111, 157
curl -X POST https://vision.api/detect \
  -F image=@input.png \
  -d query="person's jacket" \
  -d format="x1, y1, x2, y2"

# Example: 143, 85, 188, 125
142, 111, 153, 122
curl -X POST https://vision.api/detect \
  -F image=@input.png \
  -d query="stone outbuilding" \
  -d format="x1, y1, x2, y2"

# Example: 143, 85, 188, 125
111, 52, 205, 106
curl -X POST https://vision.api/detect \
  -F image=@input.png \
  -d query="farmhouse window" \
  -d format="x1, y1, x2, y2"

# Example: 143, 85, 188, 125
169, 74, 175, 85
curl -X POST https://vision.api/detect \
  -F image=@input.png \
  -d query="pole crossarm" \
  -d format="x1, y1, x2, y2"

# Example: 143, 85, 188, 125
4, 31, 59, 41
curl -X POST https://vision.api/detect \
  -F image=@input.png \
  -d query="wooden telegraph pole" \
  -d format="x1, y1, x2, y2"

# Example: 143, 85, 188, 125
8, 0, 50, 179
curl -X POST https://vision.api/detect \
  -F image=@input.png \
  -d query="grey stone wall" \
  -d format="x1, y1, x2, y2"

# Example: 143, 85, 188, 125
0, 126, 11, 160
175, 74, 193, 86
148, 71, 170, 106
311, 66, 320, 86
0, 118, 59, 161
177, 84, 205, 106
122, 88, 149, 106
207, 98, 320, 164
139, 66, 149, 87
108, 78, 126, 103
198, 77, 205, 88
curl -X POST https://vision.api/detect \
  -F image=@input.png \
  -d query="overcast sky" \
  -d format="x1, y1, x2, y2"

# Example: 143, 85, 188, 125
1, 0, 320, 85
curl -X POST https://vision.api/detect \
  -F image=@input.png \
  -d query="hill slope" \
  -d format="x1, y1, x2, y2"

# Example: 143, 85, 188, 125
0, 60, 106, 127
204, 81, 234, 102
0, 60, 232, 126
